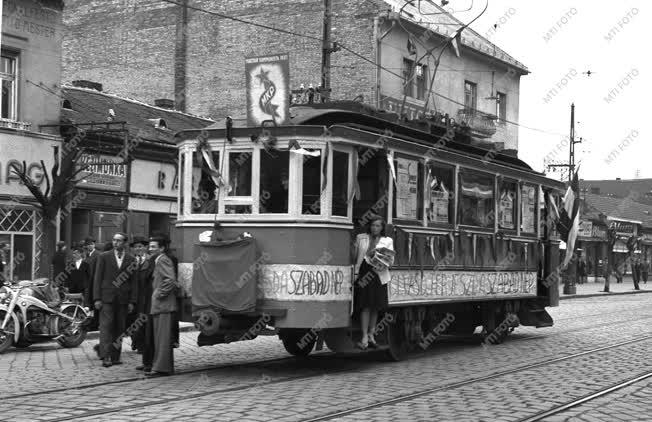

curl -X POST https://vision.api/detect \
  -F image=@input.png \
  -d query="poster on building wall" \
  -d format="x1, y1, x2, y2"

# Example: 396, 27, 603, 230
396, 158, 418, 219
77, 154, 127, 192
245, 53, 290, 126
578, 221, 593, 238
521, 185, 536, 233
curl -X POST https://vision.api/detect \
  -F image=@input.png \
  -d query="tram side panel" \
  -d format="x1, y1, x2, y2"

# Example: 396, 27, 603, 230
175, 225, 354, 330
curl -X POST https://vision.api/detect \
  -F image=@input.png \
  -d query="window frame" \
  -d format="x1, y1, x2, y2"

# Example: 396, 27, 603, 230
519, 182, 538, 236
457, 167, 497, 232
497, 177, 518, 233
402, 58, 415, 98
222, 147, 256, 214
496, 91, 507, 123
392, 153, 424, 225
425, 160, 455, 228
464, 80, 477, 113
416, 63, 427, 100
1, 50, 19, 121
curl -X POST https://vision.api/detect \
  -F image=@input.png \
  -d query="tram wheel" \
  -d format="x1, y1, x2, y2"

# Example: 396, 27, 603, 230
385, 318, 407, 362
280, 330, 316, 357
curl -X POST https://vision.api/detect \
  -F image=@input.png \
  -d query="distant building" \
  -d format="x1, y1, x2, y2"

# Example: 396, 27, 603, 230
580, 178, 652, 204
62, 0, 527, 154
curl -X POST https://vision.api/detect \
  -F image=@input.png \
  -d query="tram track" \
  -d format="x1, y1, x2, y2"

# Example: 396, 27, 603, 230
25, 328, 652, 421
4, 311, 652, 403
300, 334, 652, 422
518, 370, 652, 422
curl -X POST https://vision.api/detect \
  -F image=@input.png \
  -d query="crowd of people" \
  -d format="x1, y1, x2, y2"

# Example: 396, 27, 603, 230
51, 233, 180, 377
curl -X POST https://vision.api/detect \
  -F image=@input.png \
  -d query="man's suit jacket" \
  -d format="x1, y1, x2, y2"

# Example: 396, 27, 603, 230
135, 255, 155, 315
93, 250, 138, 305
85, 249, 100, 301
68, 260, 91, 297
150, 253, 178, 315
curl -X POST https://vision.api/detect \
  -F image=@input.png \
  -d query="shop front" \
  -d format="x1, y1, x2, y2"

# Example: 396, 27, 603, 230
68, 153, 129, 247
127, 159, 177, 243
608, 217, 640, 276
576, 221, 608, 280
0, 134, 59, 280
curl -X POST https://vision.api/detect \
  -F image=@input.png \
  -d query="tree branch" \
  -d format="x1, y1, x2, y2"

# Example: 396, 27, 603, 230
42, 160, 51, 198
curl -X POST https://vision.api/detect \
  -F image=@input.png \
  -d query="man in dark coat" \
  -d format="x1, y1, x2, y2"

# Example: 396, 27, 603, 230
51, 241, 68, 286
145, 236, 178, 377
93, 232, 138, 367
67, 244, 91, 297
128, 236, 152, 353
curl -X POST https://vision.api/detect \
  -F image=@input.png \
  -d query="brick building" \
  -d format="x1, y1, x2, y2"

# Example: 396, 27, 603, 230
63, 0, 527, 153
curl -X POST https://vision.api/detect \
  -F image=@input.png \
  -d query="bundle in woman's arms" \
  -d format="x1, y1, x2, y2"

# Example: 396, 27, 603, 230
370, 247, 396, 271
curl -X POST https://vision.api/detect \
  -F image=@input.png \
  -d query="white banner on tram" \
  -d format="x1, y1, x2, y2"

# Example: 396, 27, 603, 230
389, 270, 537, 304
258, 264, 353, 301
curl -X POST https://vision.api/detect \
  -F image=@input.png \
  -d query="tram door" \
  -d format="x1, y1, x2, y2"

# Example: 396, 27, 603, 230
353, 148, 389, 233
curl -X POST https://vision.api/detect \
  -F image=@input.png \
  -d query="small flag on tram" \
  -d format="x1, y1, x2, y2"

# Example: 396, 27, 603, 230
558, 169, 581, 267
407, 37, 417, 56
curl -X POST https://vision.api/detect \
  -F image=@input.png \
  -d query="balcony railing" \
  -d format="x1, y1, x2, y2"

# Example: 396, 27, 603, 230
0, 118, 32, 131
457, 109, 497, 138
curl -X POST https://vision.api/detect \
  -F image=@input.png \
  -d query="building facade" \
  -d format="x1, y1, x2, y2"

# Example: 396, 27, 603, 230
0, 0, 64, 280
60, 84, 213, 247
62, 0, 527, 154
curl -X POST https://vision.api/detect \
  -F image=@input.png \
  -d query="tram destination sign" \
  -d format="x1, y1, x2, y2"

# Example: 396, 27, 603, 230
388, 270, 537, 304
258, 264, 352, 301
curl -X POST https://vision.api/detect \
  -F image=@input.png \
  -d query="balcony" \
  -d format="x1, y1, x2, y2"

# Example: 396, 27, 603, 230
0, 118, 32, 131
456, 109, 497, 139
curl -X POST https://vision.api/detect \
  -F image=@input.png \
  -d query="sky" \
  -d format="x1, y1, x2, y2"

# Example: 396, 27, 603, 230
452, 0, 648, 182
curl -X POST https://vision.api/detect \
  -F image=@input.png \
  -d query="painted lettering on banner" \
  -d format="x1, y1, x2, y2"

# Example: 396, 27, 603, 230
259, 264, 352, 301
389, 270, 537, 304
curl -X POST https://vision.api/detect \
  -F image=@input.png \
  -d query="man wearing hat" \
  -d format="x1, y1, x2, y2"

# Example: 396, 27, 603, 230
128, 236, 152, 354
84, 237, 101, 340
93, 232, 138, 367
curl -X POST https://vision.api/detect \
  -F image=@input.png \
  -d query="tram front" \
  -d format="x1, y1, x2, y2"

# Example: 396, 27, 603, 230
173, 122, 356, 355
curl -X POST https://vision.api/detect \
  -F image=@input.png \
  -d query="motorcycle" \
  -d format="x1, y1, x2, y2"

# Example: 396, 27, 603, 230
0, 278, 90, 353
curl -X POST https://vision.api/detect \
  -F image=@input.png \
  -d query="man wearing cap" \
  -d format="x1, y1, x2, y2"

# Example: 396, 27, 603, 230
93, 232, 138, 367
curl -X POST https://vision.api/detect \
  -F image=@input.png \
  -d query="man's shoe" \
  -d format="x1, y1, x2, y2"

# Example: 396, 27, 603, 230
93, 344, 101, 358
111, 360, 123, 365
135, 365, 152, 371
145, 371, 170, 378
102, 359, 112, 368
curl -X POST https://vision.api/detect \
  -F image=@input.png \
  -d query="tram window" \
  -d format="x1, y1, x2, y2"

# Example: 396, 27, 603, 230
498, 180, 517, 230
192, 150, 220, 214
225, 205, 252, 214
228, 151, 252, 197
427, 164, 454, 225
393, 157, 423, 221
332, 151, 349, 217
521, 184, 537, 233
458, 170, 495, 227
260, 150, 290, 214
302, 154, 322, 215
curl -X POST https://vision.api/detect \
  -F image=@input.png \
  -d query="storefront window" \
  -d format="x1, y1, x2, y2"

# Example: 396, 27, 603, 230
459, 170, 495, 227
192, 149, 220, 214
498, 180, 517, 230
302, 153, 322, 215
332, 151, 349, 217
228, 151, 252, 197
521, 184, 537, 233
427, 163, 454, 225
393, 156, 422, 221
260, 150, 290, 214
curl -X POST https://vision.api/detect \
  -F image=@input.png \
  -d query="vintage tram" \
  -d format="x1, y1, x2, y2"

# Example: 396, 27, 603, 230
172, 102, 565, 360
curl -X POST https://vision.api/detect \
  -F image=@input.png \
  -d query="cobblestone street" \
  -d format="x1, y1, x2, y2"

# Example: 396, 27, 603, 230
1, 292, 651, 422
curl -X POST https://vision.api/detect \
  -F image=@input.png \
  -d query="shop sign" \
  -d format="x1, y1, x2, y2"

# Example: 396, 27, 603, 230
77, 154, 127, 192
578, 221, 593, 238
379, 95, 436, 120
389, 270, 537, 304
129, 159, 178, 198
591, 225, 607, 240
245, 53, 290, 126
0, 135, 58, 197
609, 220, 637, 236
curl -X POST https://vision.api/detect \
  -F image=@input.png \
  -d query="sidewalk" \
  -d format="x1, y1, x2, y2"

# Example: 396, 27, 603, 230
560, 275, 652, 300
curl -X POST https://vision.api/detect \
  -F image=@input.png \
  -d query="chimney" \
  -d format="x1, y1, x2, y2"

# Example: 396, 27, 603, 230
154, 99, 175, 110
616, 177, 621, 181
71, 80, 103, 91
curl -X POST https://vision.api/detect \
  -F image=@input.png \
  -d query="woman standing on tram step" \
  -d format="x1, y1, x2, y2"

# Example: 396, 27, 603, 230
352, 215, 395, 350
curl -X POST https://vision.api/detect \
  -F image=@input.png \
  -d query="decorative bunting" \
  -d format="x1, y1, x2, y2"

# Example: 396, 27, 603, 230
448, 232, 455, 258
348, 148, 361, 204
387, 152, 397, 185
429, 236, 436, 265
524, 243, 528, 267
408, 232, 413, 264
321, 141, 331, 192
490, 234, 497, 262
472, 234, 477, 265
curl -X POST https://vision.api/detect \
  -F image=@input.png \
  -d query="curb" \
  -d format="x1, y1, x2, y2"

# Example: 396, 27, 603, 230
560, 289, 652, 300
86, 324, 196, 340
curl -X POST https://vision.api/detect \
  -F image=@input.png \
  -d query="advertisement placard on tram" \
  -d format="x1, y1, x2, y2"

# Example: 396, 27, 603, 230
258, 264, 352, 302
245, 53, 290, 126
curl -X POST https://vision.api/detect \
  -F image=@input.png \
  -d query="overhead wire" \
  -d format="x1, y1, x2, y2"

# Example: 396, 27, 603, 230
155, 0, 567, 138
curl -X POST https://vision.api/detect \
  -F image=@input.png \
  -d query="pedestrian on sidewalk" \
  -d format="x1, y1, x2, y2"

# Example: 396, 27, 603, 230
643, 258, 649, 284
128, 237, 151, 354
145, 236, 179, 377
632, 254, 641, 290
93, 232, 138, 368
67, 244, 90, 297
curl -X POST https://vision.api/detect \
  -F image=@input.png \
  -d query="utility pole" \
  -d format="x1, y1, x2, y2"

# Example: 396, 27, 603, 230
321, 0, 333, 102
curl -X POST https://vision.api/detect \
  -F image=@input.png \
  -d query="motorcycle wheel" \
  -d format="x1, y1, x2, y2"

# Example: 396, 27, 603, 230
58, 306, 88, 348
0, 311, 15, 353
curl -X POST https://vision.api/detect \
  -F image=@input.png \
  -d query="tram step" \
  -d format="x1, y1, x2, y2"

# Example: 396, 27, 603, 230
517, 308, 554, 328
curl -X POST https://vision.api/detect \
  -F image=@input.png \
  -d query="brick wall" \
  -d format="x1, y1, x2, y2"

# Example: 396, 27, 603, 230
63, 0, 386, 119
